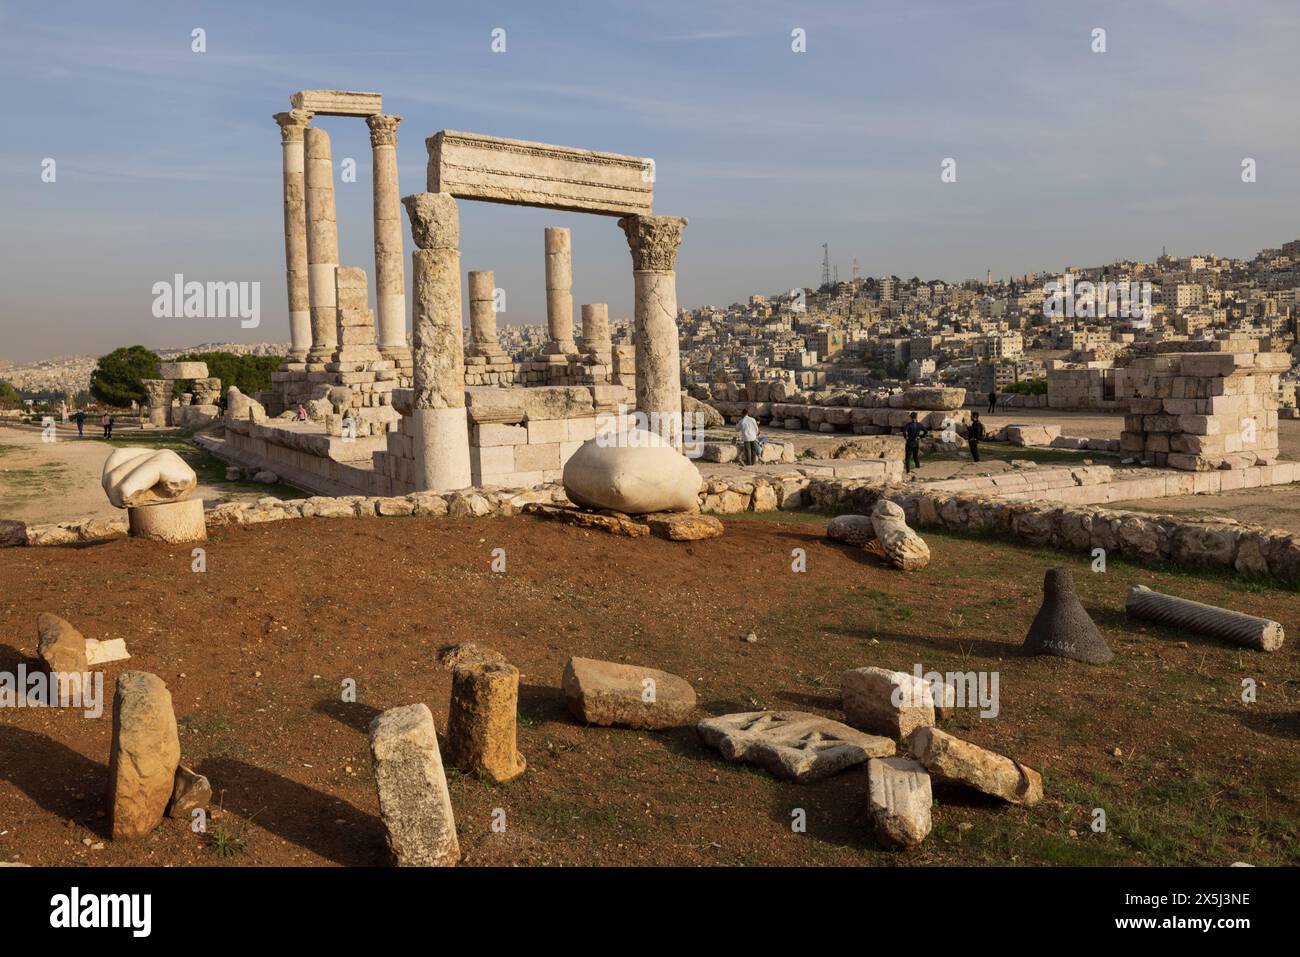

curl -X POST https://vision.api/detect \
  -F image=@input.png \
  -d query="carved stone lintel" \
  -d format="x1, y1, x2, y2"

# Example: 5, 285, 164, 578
273, 109, 314, 143
618, 215, 687, 272
366, 114, 402, 148
403, 193, 459, 251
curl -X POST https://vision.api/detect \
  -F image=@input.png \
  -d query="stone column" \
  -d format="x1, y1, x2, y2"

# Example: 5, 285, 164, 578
273, 109, 313, 360
543, 227, 578, 355
580, 303, 611, 355
305, 127, 340, 363
403, 192, 471, 491
468, 270, 502, 356
141, 379, 171, 428
366, 114, 408, 360
619, 215, 688, 450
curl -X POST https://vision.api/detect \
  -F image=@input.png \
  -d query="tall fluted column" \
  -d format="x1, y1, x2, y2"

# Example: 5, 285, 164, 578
403, 192, 471, 491
543, 227, 578, 355
619, 215, 688, 450
305, 127, 340, 362
580, 303, 611, 356
468, 270, 503, 356
366, 114, 408, 360
274, 109, 313, 359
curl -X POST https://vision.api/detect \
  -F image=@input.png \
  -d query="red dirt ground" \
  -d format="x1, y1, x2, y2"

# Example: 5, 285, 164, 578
1, 511, 1296, 866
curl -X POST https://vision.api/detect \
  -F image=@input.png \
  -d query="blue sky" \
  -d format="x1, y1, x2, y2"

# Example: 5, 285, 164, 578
2, 0, 1298, 360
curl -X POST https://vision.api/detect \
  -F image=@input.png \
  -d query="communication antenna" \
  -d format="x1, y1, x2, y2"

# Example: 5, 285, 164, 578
821, 243, 831, 288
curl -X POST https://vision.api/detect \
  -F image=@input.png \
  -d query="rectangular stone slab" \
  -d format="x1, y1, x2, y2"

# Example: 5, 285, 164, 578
290, 90, 382, 116
698, 711, 894, 782
426, 130, 653, 216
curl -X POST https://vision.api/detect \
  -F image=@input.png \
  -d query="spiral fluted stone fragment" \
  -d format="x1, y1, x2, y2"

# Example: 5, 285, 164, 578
1126, 585, 1283, 651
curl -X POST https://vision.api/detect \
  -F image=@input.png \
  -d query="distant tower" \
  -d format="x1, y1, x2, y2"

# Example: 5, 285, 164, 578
852, 257, 860, 283
821, 243, 831, 288
833, 264, 839, 284
986, 268, 992, 285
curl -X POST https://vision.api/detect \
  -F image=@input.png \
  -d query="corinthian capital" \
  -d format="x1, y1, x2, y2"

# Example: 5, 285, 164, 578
618, 215, 688, 271
366, 114, 402, 148
273, 109, 313, 144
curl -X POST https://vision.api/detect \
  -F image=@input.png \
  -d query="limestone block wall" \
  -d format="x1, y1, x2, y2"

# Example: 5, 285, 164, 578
1046, 366, 1128, 411
1120, 347, 1287, 470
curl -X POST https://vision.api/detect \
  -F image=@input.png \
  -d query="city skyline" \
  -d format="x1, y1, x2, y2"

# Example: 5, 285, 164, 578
3, 0, 1300, 360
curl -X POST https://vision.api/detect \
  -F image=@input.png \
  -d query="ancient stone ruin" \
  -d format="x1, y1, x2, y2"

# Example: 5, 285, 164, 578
227, 92, 690, 500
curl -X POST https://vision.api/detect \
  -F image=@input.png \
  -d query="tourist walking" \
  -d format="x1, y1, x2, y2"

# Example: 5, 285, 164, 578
902, 411, 928, 474
987, 389, 998, 414
967, 411, 985, 463
101, 412, 110, 438
297, 403, 308, 422
74, 409, 84, 437
105, 415, 114, 439
738, 410, 760, 465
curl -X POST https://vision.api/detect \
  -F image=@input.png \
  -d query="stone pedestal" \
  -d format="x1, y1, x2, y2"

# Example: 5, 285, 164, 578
127, 499, 208, 544
403, 192, 471, 492
367, 114, 408, 363
274, 109, 313, 359
142, 379, 171, 428
305, 127, 340, 362
543, 227, 578, 355
619, 215, 687, 450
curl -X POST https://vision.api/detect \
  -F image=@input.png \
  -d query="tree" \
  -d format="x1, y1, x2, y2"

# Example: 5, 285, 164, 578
174, 352, 282, 395
89, 346, 160, 408
0, 380, 20, 410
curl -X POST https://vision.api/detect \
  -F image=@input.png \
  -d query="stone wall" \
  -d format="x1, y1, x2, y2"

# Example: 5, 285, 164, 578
12, 466, 1300, 581
1120, 343, 1287, 470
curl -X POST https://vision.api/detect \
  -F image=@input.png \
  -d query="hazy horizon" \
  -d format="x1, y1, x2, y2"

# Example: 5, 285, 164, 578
3, 0, 1299, 362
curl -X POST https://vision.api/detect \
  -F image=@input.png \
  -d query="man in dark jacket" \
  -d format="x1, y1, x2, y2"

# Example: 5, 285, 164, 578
902, 412, 928, 474
987, 389, 998, 414
967, 411, 985, 463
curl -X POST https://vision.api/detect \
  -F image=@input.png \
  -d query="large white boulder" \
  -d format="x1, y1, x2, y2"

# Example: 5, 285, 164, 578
562, 429, 702, 514
101, 448, 198, 508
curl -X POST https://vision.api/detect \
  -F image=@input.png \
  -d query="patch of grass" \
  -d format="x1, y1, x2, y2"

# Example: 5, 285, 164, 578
207, 824, 248, 858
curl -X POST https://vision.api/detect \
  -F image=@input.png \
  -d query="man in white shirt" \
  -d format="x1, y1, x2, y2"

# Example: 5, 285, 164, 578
738, 411, 760, 465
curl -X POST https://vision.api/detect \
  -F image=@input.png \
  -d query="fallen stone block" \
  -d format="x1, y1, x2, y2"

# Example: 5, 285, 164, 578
563, 656, 696, 729
645, 512, 724, 541
36, 613, 87, 697
867, 756, 932, 849
166, 765, 212, 819
523, 502, 650, 537
368, 703, 460, 866
85, 637, 130, 666
842, 666, 937, 738
698, 710, 894, 782
909, 726, 1042, 806
108, 672, 181, 840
